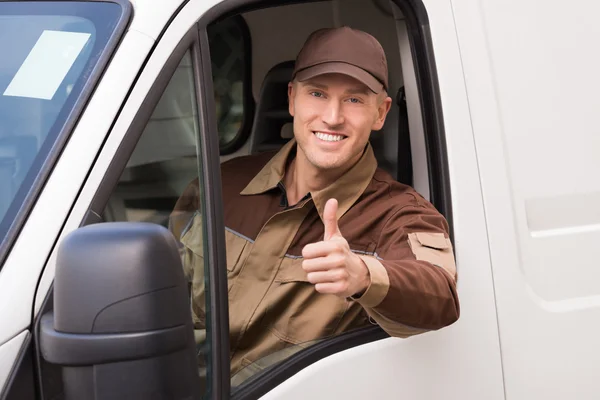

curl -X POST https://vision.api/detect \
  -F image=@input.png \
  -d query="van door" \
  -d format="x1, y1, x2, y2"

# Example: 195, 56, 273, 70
453, 0, 600, 398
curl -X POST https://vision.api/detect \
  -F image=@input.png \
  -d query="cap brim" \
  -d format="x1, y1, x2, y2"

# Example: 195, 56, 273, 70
294, 62, 384, 94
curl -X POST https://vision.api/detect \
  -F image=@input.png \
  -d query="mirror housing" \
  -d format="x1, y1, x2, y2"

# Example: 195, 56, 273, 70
40, 222, 202, 400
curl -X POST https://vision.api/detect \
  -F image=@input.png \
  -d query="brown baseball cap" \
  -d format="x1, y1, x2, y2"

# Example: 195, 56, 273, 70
292, 27, 388, 94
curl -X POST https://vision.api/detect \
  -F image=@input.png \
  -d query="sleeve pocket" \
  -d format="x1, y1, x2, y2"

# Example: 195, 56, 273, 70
408, 232, 456, 279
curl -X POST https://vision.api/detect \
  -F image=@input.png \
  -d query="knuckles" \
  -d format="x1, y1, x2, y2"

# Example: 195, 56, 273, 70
331, 238, 349, 253
335, 269, 349, 281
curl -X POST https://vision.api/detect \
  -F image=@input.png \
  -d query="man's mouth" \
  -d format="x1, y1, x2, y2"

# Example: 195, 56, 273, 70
313, 132, 347, 142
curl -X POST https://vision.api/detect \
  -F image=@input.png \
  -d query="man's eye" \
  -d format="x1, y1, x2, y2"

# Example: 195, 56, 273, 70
347, 97, 361, 104
310, 91, 324, 98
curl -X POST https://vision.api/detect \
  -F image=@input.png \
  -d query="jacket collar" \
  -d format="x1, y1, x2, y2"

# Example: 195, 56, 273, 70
240, 138, 377, 222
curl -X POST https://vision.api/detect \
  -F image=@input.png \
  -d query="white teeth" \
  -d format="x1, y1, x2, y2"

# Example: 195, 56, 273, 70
315, 132, 344, 142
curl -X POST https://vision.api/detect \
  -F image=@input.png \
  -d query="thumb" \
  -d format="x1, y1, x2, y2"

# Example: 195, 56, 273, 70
323, 198, 341, 240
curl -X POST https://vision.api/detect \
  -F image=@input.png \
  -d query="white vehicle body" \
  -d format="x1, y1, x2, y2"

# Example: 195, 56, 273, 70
0, 0, 598, 399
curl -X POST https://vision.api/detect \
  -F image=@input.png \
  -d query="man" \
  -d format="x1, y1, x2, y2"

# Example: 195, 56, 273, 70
170, 26, 459, 380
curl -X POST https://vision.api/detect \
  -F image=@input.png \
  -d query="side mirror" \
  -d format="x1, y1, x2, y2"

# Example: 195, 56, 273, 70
40, 222, 202, 400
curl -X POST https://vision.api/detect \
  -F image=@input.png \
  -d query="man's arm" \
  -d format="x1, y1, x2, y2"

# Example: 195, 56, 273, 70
168, 178, 207, 330
352, 200, 459, 337
302, 197, 459, 338
168, 177, 201, 282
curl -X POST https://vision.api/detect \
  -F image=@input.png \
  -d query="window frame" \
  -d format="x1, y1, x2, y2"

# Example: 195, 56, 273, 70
208, 14, 255, 155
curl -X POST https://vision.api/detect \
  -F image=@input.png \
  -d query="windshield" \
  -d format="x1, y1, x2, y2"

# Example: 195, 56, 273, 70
0, 1, 125, 248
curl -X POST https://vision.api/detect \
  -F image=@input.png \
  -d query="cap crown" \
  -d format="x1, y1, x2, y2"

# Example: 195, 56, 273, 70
293, 27, 388, 90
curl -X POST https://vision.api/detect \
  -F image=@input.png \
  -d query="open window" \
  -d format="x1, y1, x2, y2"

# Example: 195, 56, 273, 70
196, 0, 452, 397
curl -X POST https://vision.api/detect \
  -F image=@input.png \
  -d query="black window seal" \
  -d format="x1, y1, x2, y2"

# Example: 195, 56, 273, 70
209, 14, 255, 156
232, 326, 388, 400
0, 0, 133, 270
401, 0, 453, 238
195, 27, 232, 400
197, 0, 453, 398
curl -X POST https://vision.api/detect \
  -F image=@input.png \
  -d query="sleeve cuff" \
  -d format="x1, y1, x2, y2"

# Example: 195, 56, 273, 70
352, 255, 390, 308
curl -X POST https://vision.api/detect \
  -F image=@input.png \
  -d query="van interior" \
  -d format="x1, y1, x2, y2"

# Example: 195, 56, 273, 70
102, 0, 436, 227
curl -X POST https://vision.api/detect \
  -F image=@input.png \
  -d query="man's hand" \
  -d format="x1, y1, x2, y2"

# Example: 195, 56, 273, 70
302, 198, 371, 298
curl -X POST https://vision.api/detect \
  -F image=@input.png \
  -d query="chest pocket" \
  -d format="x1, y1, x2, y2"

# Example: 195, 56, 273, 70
268, 258, 349, 345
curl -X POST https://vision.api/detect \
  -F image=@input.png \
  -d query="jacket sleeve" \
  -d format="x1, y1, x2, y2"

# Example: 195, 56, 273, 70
352, 198, 460, 337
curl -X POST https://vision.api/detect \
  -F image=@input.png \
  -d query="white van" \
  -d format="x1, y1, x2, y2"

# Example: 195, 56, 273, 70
0, 0, 598, 399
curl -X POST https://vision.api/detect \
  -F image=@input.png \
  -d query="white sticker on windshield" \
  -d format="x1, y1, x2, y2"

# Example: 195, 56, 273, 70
3, 30, 91, 100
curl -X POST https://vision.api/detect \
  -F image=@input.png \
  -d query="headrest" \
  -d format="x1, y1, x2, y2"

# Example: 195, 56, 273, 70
249, 61, 295, 153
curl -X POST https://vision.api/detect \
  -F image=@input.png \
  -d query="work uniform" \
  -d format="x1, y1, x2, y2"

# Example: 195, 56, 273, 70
169, 139, 459, 378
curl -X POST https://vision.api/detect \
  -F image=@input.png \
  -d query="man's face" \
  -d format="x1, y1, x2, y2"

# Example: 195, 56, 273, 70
288, 73, 392, 172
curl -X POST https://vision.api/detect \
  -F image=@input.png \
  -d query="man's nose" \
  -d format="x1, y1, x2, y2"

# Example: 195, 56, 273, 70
321, 99, 344, 127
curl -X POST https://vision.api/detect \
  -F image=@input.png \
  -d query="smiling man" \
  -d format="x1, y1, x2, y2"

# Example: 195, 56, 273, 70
170, 27, 460, 380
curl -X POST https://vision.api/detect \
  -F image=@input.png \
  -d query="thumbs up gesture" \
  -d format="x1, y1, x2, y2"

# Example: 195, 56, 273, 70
302, 198, 371, 298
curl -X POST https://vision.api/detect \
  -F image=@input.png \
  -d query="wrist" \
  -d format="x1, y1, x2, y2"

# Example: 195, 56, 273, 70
351, 257, 371, 298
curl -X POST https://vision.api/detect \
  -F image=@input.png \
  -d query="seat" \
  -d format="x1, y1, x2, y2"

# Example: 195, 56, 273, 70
249, 61, 295, 154
395, 86, 412, 186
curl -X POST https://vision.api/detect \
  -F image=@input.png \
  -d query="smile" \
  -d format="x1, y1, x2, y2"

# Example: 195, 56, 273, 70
314, 132, 347, 142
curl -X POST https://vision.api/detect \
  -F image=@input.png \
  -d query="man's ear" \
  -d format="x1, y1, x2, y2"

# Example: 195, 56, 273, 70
372, 95, 392, 131
288, 81, 295, 117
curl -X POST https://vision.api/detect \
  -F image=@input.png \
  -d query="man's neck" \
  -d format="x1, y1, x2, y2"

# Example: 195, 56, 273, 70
283, 149, 355, 206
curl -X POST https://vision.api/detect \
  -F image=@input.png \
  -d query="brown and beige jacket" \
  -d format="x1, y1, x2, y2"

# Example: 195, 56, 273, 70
169, 139, 459, 378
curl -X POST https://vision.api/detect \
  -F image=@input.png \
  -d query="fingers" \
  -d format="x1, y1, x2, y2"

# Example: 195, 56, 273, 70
302, 240, 344, 260
323, 198, 341, 240
306, 268, 348, 284
300, 198, 356, 298
302, 254, 346, 272
315, 282, 350, 295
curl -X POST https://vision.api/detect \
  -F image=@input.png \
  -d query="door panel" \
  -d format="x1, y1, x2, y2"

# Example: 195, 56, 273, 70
454, 0, 600, 398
